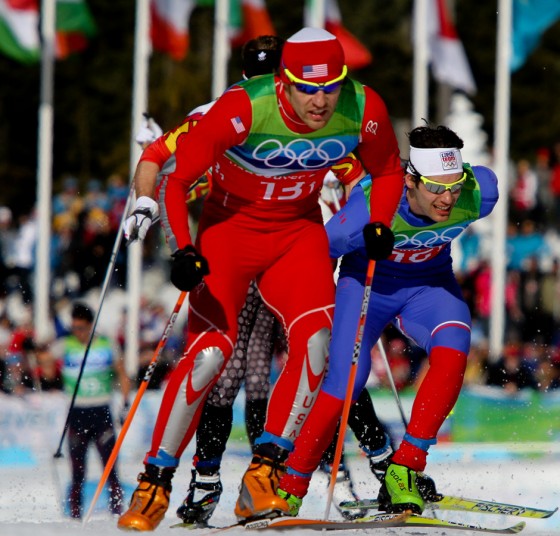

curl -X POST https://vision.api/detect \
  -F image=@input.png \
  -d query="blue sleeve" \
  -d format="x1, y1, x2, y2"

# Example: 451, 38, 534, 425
473, 166, 499, 218
325, 178, 371, 258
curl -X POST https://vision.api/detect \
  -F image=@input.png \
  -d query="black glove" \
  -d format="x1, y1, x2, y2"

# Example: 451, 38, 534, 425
170, 245, 210, 291
362, 222, 395, 260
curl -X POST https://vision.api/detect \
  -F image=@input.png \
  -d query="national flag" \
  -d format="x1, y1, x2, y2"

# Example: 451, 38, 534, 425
230, 0, 275, 49
0, 0, 95, 64
150, 0, 196, 61
511, 0, 560, 71
304, 0, 372, 71
302, 64, 328, 79
423, 0, 476, 94
55, 0, 96, 59
0, 0, 40, 63
231, 115, 245, 134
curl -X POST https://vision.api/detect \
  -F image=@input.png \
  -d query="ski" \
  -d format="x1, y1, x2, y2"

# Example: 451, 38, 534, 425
171, 512, 407, 532
241, 512, 408, 531
240, 514, 524, 533
401, 516, 525, 534
339, 495, 558, 519
171, 513, 525, 533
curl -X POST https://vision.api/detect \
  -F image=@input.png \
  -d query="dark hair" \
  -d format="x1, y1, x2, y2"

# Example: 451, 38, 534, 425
408, 124, 464, 150
71, 302, 94, 323
241, 35, 284, 78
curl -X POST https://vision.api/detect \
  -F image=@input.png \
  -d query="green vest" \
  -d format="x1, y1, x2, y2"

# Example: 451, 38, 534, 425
226, 75, 366, 176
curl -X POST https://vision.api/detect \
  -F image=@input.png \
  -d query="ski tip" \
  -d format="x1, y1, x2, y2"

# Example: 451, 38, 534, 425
543, 507, 558, 519
510, 521, 526, 533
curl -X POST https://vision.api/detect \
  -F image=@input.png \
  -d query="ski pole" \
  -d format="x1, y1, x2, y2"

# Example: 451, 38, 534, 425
54, 186, 136, 459
83, 290, 188, 525
324, 258, 376, 520
329, 183, 342, 212
376, 338, 408, 428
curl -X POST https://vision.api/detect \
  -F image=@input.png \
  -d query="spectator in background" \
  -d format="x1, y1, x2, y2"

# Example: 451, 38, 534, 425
540, 258, 560, 343
33, 343, 63, 391
473, 260, 492, 338
52, 302, 130, 519
73, 207, 119, 292
3, 306, 35, 394
106, 173, 129, 232
535, 147, 552, 220
53, 176, 80, 216
519, 256, 554, 344
373, 336, 412, 392
7, 209, 37, 304
463, 341, 489, 386
84, 179, 109, 212
0, 206, 14, 297
535, 352, 560, 391
486, 340, 537, 392
549, 142, 560, 232
510, 159, 539, 225
506, 219, 549, 271
117, 298, 175, 390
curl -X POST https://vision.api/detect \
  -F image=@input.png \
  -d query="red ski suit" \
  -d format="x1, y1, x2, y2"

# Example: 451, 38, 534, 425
140, 76, 402, 467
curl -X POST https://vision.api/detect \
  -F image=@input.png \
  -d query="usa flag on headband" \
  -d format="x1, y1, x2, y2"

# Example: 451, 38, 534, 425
231, 116, 246, 134
302, 64, 329, 79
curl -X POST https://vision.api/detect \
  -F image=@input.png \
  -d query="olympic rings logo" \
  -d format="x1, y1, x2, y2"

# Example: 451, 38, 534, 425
394, 225, 467, 249
251, 138, 348, 169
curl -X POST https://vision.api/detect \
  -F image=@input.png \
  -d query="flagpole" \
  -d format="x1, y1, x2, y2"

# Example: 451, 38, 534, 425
125, 0, 151, 377
212, 0, 230, 99
307, 0, 326, 28
34, 0, 56, 342
489, 0, 512, 362
412, 0, 430, 126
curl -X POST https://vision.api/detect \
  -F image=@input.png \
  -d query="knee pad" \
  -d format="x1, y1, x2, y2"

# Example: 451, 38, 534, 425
306, 327, 330, 372
191, 346, 226, 388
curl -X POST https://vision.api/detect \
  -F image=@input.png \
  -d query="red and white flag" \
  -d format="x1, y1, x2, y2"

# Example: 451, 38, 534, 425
150, 0, 195, 61
425, 0, 476, 94
304, 0, 372, 71
230, 0, 275, 48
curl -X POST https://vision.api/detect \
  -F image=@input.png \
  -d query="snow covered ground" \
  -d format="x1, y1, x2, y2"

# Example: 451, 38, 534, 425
1, 442, 559, 535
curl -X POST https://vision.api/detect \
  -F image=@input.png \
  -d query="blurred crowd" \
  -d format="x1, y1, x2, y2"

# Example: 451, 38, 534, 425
2, 143, 560, 397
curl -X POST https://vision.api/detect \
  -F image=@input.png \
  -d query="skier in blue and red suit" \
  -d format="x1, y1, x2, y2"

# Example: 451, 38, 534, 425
274, 124, 499, 516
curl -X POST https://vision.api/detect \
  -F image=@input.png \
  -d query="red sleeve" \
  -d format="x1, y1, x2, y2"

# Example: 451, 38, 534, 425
139, 136, 172, 167
139, 110, 208, 167
165, 87, 253, 249
355, 86, 404, 227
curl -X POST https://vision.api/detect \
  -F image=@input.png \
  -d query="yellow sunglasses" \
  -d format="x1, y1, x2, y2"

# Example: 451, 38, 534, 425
418, 172, 467, 194
283, 65, 348, 94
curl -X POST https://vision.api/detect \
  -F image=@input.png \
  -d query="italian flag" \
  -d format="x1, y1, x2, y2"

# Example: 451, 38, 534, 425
0, 0, 96, 64
150, 0, 196, 61
0, 0, 40, 63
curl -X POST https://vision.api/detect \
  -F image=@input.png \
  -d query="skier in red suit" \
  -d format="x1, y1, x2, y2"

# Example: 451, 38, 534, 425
118, 27, 403, 531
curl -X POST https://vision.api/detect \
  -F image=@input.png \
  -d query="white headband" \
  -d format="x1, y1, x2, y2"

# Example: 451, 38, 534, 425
407, 147, 463, 177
